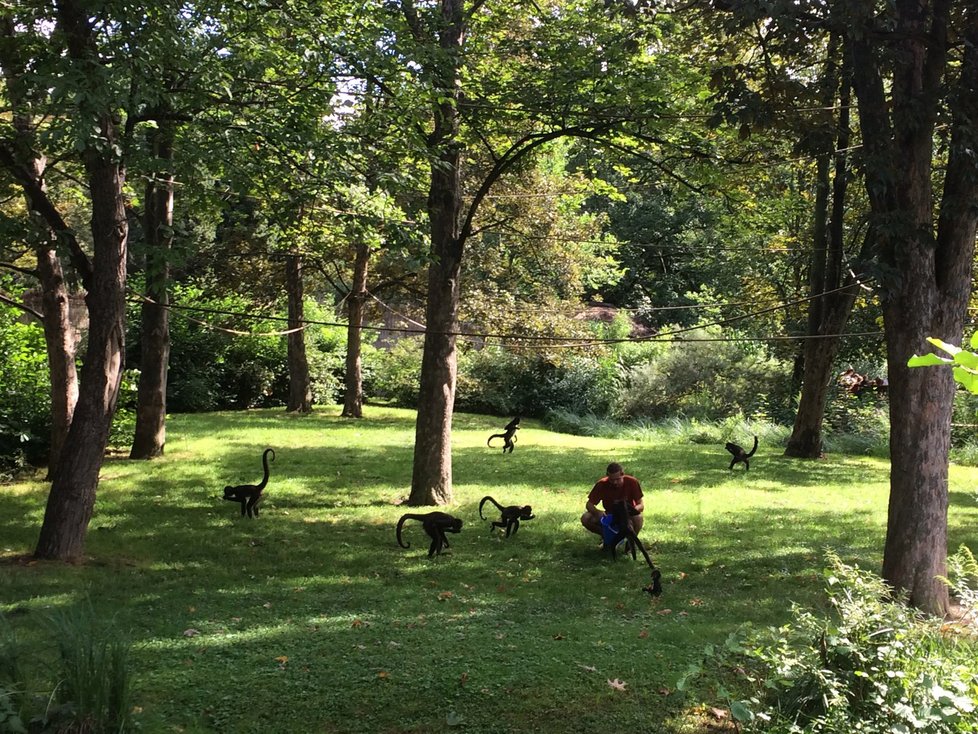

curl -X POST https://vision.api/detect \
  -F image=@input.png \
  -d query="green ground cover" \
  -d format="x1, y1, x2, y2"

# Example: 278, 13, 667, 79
2, 407, 977, 733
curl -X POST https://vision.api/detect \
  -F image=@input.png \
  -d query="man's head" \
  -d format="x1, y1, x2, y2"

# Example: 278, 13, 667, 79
606, 462, 624, 486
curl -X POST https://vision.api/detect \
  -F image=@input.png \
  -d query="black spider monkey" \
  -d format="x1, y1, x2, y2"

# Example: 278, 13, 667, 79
479, 495, 535, 537
222, 447, 275, 518
603, 500, 663, 596
487, 416, 520, 453
396, 512, 463, 557
725, 435, 758, 471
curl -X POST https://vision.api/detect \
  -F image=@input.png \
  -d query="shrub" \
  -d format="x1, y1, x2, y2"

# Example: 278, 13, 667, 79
822, 390, 890, 455
683, 554, 978, 733
456, 347, 620, 418
614, 327, 793, 422
0, 298, 51, 476
370, 337, 423, 407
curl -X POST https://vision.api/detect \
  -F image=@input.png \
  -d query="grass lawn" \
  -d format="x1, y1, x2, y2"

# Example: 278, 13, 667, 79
2, 406, 977, 733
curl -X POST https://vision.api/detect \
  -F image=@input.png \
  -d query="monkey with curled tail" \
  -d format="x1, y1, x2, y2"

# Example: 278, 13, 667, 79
479, 495, 534, 537
222, 447, 275, 518
487, 416, 520, 453
725, 435, 758, 471
396, 512, 463, 557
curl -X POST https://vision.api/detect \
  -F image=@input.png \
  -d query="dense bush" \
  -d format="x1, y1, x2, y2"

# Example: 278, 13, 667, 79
0, 300, 51, 477
822, 389, 891, 455
683, 554, 978, 733
131, 284, 349, 412
456, 347, 619, 418
614, 327, 793, 422
369, 337, 423, 407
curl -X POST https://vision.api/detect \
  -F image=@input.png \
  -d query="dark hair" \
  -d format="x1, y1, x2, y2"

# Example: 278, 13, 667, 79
606, 462, 623, 475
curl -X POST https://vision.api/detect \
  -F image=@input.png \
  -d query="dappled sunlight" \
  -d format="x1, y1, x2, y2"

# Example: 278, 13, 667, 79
4, 407, 977, 732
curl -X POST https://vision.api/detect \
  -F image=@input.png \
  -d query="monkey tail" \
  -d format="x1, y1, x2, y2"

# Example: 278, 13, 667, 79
487, 433, 504, 447
256, 447, 275, 490
478, 495, 502, 520
746, 436, 758, 457
396, 514, 421, 548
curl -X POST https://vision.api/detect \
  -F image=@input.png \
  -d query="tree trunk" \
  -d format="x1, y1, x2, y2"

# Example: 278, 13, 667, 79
406, 0, 464, 506
342, 241, 370, 418
37, 247, 79, 476
849, 0, 978, 615
131, 121, 174, 459
286, 252, 312, 413
34, 1, 128, 561
785, 41, 858, 458
0, 14, 79, 478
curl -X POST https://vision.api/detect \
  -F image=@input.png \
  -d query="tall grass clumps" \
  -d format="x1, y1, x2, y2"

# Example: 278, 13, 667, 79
686, 553, 978, 733
0, 605, 133, 734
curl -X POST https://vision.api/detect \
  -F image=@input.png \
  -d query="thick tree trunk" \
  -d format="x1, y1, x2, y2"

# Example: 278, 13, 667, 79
406, 0, 464, 506
342, 242, 370, 418
34, 1, 128, 561
285, 252, 312, 413
409, 223, 462, 506
131, 122, 173, 459
849, 0, 978, 615
35, 154, 127, 560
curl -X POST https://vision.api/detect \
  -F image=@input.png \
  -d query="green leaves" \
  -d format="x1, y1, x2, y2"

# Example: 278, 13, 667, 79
907, 335, 978, 394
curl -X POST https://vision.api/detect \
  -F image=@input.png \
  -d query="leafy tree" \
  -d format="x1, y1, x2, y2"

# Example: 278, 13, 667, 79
379, 0, 682, 505
699, 0, 978, 614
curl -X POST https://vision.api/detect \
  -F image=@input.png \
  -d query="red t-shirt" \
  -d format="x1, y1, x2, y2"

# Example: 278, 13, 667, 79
587, 475, 643, 511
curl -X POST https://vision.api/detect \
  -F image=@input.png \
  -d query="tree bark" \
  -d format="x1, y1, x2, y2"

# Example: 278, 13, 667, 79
848, 0, 978, 615
406, 0, 465, 506
37, 247, 79, 476
130, 121, 174, 459
0, 13, 79, 477
342, 241, 370, 418
34, 0, 128, 561
786, 50, 858, 458
285, 252, 313, 413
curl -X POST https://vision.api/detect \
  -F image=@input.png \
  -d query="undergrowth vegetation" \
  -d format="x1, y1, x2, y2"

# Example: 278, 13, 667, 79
2, 407, 976, 732
682, 552, 978, 733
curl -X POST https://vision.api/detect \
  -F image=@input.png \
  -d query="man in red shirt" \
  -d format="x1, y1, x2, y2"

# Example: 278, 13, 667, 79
581, 462, 644, 538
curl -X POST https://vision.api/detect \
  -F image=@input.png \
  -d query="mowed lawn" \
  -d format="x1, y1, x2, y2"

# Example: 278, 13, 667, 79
2, 407, 977, 733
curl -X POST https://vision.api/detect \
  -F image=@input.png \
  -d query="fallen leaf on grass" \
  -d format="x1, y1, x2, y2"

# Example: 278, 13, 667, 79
459, 672, 469, 687
607, 678, 627, 691
657, 609, 673, 615
689, 597, 703, 606
275, 656, 288, 664
577, 663, 597, 673
351, 618, 364, 628
552, 633, 565, 640
638, 629, 649, 639
182, 628, 200, 637
658, 687, 672, 696
378, 670, 389, 679
438, 591, 454, 601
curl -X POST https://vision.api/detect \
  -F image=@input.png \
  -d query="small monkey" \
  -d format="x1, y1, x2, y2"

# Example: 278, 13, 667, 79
222, 447, 275, 518
479, 495, 534, 537
487, 416, 520, 453
396, 512, 463, 557
725, 435, 758, 471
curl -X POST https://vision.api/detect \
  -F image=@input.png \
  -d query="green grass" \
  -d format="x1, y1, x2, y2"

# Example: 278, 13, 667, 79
2, 406, 977, 733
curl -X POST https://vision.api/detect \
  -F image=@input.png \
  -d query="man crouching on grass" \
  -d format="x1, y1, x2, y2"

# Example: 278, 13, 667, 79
580, 461, 644, 540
